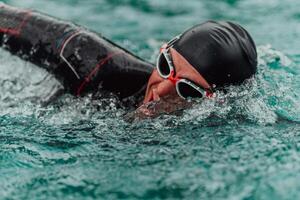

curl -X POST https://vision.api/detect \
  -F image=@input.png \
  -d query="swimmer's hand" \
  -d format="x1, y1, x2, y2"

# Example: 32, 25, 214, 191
124, 95, 193, 122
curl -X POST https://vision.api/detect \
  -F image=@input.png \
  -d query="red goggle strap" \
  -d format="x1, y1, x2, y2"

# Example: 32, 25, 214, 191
205, 89, 214, 98
167, 70, 180, 85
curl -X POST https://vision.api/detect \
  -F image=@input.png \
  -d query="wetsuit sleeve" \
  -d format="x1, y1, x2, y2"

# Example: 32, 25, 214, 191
0, 4, 153, 99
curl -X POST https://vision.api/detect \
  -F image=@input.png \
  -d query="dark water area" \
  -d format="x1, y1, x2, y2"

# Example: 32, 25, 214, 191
0, 0, 299, 199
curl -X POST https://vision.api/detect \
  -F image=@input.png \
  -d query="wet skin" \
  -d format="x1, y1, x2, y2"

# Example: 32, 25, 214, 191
143, 47, 211, 103
127, 47, 212, 120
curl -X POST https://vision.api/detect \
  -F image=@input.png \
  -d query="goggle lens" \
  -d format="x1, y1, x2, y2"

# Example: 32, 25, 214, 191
177, 81, 204, 98
156, 36, 212, 100
157, 52, 171, 77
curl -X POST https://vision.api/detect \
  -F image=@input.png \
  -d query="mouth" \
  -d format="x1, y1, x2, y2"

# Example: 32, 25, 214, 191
124, 95, 193, 122
143, 79, 162, 103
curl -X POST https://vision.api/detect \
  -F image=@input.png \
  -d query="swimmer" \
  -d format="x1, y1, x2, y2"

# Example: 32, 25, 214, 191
0, 4, 257, 119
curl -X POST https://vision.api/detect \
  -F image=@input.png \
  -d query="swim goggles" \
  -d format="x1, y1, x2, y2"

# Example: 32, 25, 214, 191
156, 35, 213, 99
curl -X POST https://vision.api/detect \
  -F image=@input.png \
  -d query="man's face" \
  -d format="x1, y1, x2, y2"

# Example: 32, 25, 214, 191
143, 47, 211, 103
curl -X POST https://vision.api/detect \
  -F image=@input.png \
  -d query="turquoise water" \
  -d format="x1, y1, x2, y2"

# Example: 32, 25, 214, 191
0, 0, 300, 199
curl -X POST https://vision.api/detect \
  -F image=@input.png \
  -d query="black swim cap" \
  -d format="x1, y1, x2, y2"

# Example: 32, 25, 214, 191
173, 20, 257, 88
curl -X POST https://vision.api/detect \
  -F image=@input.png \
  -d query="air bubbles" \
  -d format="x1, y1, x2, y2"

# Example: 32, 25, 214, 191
175, 44, 299, 126
0, 43, 299, 128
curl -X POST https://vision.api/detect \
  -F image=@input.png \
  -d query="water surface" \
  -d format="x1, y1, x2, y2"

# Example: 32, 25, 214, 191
0, 0, 299, 199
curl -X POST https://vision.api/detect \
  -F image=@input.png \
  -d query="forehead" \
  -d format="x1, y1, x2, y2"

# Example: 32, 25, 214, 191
169, 48, 211, 89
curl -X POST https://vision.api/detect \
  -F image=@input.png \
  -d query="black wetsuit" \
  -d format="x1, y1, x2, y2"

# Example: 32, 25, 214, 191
0, 4, 153, 106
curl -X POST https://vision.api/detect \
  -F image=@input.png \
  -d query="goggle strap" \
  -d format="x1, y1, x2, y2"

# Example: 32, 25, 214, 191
166, 34, 182, 48
167, 70, 179, 85
205, 89, 214, 98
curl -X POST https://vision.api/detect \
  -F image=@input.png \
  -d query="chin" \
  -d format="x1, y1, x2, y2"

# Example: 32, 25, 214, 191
125, 95, 193, 122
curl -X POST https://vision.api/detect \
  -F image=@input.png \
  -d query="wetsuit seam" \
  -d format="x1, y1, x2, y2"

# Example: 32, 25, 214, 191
58, 30, 82, 79
76, 51, 123, 96
0, 9, 31, 36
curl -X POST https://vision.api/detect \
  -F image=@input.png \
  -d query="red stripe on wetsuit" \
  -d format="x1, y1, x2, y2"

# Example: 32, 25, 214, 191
0, 9, 31, 36
76, 51, 123, 96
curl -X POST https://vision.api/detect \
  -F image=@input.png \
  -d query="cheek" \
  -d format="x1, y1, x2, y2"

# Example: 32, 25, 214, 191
147, 70, 164, 88
156, 80, 177, 96
144, 70, 164, 103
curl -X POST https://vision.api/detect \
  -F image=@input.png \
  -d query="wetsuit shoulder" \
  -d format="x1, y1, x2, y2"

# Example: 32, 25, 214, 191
0, 4, 154, 102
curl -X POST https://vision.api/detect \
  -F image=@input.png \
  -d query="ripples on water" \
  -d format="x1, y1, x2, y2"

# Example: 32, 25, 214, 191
1, 0, 300, 199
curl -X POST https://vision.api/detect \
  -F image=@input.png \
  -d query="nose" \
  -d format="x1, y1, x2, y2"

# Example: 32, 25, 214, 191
155, 79, 176, 98
144, 69, 177, 103
144, 78, 176, 103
